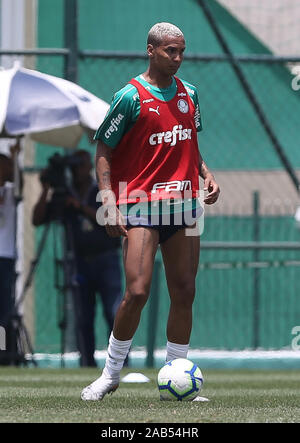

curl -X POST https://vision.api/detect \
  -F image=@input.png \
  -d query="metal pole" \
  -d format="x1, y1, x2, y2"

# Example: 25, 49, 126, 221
79, 49, 300, 63
199, 241, 300, 250
63, 0, 78, 362
146, 259, 161, 367
252, 191, 260, 348
64, 0, 78, 83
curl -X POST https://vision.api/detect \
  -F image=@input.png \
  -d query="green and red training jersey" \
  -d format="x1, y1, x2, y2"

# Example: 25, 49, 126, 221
94, 75, 203, 210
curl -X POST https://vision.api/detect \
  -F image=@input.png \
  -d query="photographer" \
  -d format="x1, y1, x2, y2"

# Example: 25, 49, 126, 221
32, 149, 123, 367
0, 140, 21, 365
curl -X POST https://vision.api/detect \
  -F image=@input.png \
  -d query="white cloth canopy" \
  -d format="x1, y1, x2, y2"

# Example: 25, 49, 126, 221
0, 63, 109, 148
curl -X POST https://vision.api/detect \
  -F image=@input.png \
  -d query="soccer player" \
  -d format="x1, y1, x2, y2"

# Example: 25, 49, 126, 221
81, 22, 220, 400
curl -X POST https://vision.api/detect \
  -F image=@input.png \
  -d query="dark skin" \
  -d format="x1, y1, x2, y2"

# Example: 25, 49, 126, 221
32, 152, 97, 226
0, 141, 21, 184
96, 35, 219, 236
143, 35, 186, 88
0, 156, 13, 188
0, 140, 22, 203
95, 34, 220, 344
144, 36, 219, 204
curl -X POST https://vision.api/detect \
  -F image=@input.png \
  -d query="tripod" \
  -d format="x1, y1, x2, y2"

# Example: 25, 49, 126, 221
16, 213, 80, 368
10, 221, 51, 366
53, 215, 80, 367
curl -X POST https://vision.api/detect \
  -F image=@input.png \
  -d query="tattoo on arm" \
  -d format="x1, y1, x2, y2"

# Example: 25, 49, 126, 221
102, 170, 111, 188
199, 159, 210, 179
96, 142, 113, 191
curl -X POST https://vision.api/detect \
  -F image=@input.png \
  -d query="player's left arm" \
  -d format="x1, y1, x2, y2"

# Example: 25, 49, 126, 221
199, 153, 220, 205
184, 81, 220, 204
193, 88, 220, 205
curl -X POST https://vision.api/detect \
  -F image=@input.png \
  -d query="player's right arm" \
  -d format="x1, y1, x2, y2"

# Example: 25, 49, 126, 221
94, 83, 139, 237
94, 83, 139, 147
96, 140, 128, 238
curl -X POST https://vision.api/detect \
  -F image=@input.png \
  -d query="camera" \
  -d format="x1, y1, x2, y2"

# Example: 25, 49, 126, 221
40, 152, 82, 219
41, 152, 81, 193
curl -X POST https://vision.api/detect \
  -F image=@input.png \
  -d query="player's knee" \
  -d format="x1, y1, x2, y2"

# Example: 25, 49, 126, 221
171, 281, 196, 307
124, 287, 149, 309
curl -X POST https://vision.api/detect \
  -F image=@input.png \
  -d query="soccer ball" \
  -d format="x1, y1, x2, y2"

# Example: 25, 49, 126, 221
157, 358, 203, 401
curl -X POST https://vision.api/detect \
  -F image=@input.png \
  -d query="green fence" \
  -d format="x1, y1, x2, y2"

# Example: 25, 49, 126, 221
28, 48, 300, 355
2, 0, 300, 361
78, 54, 300, 170
31, 196, 300, 354
6, 50, 300, 357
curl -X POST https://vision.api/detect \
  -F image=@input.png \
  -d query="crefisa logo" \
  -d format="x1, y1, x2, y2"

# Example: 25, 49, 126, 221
177, 99, 189, 113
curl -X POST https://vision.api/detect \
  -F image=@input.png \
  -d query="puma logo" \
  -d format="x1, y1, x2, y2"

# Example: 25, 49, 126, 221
149, 106, 160, 115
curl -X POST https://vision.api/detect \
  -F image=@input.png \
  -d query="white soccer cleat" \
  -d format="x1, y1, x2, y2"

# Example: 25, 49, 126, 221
81, 373, 119, 401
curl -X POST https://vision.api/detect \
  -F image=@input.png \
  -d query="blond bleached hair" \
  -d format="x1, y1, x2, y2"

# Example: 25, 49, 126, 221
147, 22, 184, 47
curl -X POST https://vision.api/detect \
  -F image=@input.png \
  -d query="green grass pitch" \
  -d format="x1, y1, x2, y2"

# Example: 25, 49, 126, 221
0, 367, 299, 423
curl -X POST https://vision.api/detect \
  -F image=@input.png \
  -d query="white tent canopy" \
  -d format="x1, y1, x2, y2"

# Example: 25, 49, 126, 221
0, 63, 109, 148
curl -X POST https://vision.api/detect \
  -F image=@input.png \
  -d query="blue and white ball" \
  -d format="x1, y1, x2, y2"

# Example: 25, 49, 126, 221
157, 358, 203, 401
